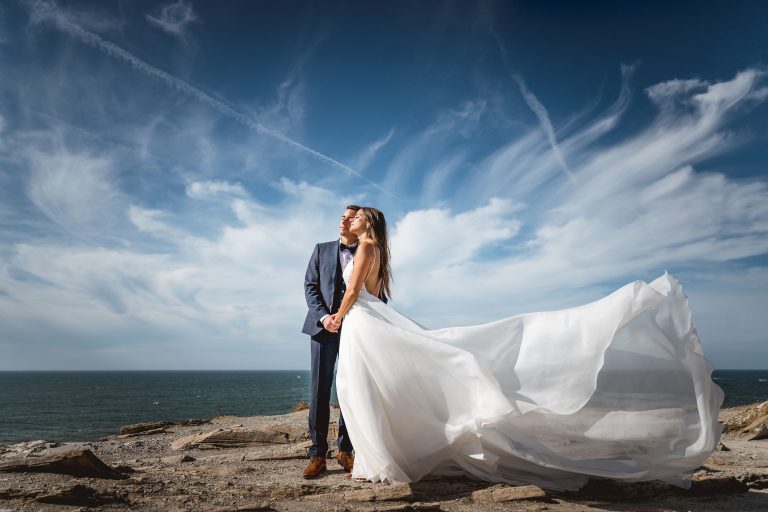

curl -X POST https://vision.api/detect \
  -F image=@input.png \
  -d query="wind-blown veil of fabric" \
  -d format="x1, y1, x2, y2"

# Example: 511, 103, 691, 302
337, 265, 723, 490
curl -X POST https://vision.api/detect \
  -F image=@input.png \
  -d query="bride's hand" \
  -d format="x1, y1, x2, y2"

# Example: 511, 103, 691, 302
329, 313, 342, 331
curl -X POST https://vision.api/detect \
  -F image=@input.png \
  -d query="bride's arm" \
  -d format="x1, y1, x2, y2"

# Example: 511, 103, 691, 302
332, 243, 375, 323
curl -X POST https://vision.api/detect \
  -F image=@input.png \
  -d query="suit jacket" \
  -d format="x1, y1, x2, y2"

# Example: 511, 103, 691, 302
302, 240, 344, 338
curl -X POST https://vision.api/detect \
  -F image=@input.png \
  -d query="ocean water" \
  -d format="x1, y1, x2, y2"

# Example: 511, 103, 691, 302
0, 369, 765, 444
0, 370, 328, 444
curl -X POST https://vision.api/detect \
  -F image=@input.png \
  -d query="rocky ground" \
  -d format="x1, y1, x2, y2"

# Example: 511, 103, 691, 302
1, 402, 767, 512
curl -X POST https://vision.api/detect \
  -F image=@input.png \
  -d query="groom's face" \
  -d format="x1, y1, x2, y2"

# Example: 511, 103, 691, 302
339, 208, 358, 238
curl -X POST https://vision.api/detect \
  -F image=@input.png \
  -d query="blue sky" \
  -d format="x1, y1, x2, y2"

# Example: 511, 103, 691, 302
1, 0, 767, 370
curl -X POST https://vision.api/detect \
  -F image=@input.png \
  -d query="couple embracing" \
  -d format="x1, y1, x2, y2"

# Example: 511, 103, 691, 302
301, 205, 723, 489
301, 204, 387, 479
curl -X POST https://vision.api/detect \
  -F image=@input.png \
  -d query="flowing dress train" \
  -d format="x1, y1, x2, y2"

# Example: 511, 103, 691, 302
336, 261, 723, 490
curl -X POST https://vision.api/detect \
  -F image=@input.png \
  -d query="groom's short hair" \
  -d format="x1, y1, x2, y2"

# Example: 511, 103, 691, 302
346, 204, 362, 211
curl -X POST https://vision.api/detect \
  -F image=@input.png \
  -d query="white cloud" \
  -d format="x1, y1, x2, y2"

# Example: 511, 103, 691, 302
645, 78, 707, 105
186, 180, 247, 199
146, 0, 198, 40
392, 198, 521, 271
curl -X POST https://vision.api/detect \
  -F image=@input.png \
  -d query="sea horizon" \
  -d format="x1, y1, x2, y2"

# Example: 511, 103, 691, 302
1, 369, 766, 445
1, 367, 766, 372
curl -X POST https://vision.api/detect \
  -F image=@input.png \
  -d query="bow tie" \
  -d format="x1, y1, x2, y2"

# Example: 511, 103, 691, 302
340, 242, 358, 252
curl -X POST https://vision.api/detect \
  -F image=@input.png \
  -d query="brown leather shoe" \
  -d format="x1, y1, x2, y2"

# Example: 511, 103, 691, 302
303, 456, 327, 479
337, 450, 354, 473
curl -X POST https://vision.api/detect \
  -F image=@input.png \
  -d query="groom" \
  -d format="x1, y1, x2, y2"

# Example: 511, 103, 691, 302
301, 205, 360, 479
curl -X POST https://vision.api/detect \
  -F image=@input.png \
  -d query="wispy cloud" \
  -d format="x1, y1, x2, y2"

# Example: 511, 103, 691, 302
25, 0, 124, 34
354, 128, 394, 172
0, 5, 9, 44
26, 145, 122, 234
646, 78, 708, 106
146, 0, 198, 41
186, 180, 247, 199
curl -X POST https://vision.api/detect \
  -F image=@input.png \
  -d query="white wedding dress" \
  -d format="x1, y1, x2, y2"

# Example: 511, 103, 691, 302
336, 261, 723, 490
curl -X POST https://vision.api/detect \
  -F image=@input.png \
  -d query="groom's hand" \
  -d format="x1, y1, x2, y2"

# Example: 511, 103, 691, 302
323, 316, 340, 333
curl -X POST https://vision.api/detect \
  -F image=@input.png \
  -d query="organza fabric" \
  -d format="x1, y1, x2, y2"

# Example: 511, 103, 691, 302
336, 261, 723, 490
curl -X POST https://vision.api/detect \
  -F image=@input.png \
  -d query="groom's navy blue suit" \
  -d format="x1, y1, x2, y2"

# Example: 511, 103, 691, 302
303, 240, 355, 458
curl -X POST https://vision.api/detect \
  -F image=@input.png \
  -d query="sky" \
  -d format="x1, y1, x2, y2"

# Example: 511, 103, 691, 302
1, 0, 767, 370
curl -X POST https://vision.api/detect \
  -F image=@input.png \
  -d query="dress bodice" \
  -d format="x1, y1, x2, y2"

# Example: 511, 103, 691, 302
342, 260, 376, 300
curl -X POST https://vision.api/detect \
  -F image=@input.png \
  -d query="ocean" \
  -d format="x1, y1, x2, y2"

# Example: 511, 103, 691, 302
0, 369, 765, 444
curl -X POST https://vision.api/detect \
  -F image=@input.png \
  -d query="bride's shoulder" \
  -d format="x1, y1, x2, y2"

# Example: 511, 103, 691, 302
355, 241, 378, 260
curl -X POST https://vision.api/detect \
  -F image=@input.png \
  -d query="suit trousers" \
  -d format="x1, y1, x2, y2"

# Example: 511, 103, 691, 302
308, 332, 353, 457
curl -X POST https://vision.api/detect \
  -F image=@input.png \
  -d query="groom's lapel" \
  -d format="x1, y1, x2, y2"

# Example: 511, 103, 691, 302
320, 241, 341, 308
332, 242, 343, 307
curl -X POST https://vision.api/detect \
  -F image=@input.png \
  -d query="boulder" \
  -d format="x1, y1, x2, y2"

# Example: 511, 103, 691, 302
723, 401, 768, 432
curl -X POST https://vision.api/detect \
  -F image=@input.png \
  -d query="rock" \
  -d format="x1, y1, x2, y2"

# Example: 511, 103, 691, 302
0, 488, 32, 500
34, 484, 126, 506
293, 401, 310, 411
717, 441, 731, 451
412, 503, 443, 510
160, 454, 196, 464
120, 421, 173, 435
236, 502, 274, 511
723, 401, 768, 433
688, 476, 749, 495
472, 484, 546, 502
344, 483, 413, 502
242, 441, 313, 461
357, 505, 412, 512
212, 503, 273, 512
0, 440, 59, 460
171, 426, 300, 450
748, 422, 768, 440
738, 472, 768, 489
179, 418, 211, 426
357, 503, 442, 512
0, 447, 127, 479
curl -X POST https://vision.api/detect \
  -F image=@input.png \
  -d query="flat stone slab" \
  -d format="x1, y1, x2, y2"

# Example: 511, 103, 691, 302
35, 483, 126, 506
0, 447, 126, 479
472, 484, 546, 502
305, 483, 414, 503
119, 421, 173, 435
171, 426, 308, 450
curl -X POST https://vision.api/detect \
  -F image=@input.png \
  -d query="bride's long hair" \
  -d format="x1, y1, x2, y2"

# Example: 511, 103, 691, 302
359, 207, 392, 301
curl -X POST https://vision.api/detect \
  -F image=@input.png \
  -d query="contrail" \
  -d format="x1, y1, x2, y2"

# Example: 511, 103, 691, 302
512, 74, 575, 180
28, 0, 396, 197
489, 26, 574, 180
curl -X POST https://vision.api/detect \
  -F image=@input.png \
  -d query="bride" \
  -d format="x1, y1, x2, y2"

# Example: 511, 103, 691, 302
329, 207, 723, 490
